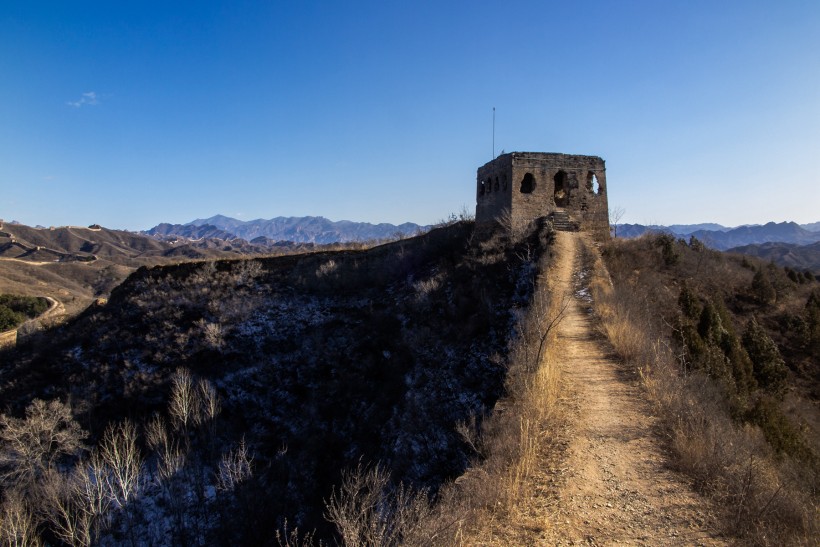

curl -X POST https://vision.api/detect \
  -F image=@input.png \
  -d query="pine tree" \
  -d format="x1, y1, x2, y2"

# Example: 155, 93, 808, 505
742, 318, 787, 395
751, 268, 776, 305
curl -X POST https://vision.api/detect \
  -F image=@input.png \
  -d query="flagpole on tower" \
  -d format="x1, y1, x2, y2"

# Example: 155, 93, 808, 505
492, 107, 495, 159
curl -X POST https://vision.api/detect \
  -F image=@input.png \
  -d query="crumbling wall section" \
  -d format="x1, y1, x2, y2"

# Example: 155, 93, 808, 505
476, 154, 513, 229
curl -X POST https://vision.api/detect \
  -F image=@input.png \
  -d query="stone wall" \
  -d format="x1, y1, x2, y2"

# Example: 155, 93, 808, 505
476, 154, 514, 228
476, 152, 610, 241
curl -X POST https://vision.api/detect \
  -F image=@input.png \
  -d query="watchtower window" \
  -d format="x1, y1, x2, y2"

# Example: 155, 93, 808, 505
479, 180, 486, 196
520, 173, 535, 194
554, 171, 568, 207
494, 177, 499, 192
502, 174, 507, 190
587, 172, 601, 194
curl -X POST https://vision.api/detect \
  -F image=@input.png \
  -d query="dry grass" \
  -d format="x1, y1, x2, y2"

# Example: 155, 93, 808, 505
317, 232, 819, 545
586, 236, 819, 545
431, 237, 569, 545
319, 230, 568, 546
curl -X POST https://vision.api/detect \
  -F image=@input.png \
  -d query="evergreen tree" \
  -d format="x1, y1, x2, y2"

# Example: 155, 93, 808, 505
742, 318, 787, 395
751, 269, 776, 305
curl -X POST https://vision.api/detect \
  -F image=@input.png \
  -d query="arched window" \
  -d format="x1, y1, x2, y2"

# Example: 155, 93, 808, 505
494, 177, 500, 192
554, 171, 568, 207
502, 174, 508, 190
478, 180, 486, 196
520, 173, 535, 194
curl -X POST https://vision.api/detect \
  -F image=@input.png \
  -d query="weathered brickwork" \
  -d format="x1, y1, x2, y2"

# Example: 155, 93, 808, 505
476, 152, 610, 240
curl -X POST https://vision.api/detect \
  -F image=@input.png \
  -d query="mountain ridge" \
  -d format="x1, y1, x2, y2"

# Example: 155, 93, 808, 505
145, 215, 820, 249
149, 214, 428, 245
618, 221, 820, 250
726, 240, 820, 273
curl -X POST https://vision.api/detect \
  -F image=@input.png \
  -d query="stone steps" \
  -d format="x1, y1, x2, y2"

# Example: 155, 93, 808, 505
550, 210, 578, 232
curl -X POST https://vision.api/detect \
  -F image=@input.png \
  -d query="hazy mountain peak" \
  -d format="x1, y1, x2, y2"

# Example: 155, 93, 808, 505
152, 214, 428, 244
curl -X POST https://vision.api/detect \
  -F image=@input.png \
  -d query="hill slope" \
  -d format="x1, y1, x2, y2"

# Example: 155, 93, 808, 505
727, 241, 820, 273
0, 221, 299, 317
591, 233, 819, 543
0, 223, 178, 315
0, 221, 552, 543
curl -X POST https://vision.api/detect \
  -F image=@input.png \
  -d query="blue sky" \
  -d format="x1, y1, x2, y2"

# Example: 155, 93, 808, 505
1, 1, 818, 230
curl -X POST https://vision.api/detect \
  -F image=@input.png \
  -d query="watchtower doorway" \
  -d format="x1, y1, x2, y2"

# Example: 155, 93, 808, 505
554, 171, 568, 207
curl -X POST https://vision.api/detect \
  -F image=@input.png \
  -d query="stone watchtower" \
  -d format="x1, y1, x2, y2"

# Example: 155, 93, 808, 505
475, 152, 610, 240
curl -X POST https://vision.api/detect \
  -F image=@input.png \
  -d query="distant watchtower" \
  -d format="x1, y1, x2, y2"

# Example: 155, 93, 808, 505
475, 152, 610, 240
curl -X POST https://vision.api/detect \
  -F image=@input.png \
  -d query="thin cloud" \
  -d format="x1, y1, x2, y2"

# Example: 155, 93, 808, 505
67, 91, 99, 108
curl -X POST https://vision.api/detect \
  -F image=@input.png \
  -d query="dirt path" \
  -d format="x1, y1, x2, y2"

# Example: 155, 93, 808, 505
539, 231, 726, 546
0, 257, 62, 266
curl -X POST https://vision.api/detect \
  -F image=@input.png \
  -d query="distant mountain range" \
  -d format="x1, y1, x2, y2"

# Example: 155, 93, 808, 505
0, 221, 278, 316
726, 241, 820, 273
614, 220, 820, 272
617, 221, 820, 250
145, 216, 820, 253
147, 215, 428, 245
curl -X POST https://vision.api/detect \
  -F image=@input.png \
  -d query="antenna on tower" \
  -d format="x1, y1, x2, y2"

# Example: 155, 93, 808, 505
492, 107, 496, 159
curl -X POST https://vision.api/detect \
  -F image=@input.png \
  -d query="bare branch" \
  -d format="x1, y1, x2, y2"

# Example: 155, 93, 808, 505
0, 399, 87, 487
0, 491, 41, 547
99, 420, 142, 508
216, 438, 253, 492
169, 368, 199, 431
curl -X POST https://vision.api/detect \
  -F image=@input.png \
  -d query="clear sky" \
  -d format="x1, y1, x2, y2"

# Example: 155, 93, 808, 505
1, 1, 818, 230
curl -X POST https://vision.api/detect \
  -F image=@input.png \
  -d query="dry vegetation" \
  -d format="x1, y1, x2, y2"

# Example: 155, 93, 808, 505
438, 230, 569, 543
6, 216, 816, 545
0, 221, 410, 318
0, 220, 560, 545
587, 233, 819, 545
318, 221, 569, 545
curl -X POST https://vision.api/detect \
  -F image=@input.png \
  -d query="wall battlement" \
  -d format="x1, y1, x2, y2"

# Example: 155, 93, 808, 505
475, 152, 610, 240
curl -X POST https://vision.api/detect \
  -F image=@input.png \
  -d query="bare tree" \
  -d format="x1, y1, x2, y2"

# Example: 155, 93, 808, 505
495, 208, 529, 245
274, 520, 317, 547
169, 368, 199, 432
216, 438, 253, 492
144, 414, 168, 455
42, 470, 92, 547
145, 414, 184, 481
99, 420, 142, 509
198, 378, 221, 425
198, 379, 221, 450
232, 260, 263, 287
609, 206, 625, 238
325, 462, 433, 547
72, 451, 112, 540
0, 399, 87, 487
196, 320, 225, 352
0, 491, 41, 547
